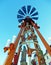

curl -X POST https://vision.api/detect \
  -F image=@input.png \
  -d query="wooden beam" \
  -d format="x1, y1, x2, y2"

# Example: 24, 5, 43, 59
31, 21, 51, 56
4, 29, 23, 65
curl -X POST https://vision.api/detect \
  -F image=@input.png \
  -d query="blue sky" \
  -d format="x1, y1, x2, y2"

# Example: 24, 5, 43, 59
0, 0, 51, 65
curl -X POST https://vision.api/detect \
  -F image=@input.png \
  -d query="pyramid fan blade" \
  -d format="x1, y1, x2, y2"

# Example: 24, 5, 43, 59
32, 17, 38, 20
17, 15, 24, 18
30, 7, 36, 14
17, 5, 39, 22
18, 9, 25, 15
18, 19, 24, 22
31, 12, 38, 16
27, 5, 31, 13
22, 6, 26, 14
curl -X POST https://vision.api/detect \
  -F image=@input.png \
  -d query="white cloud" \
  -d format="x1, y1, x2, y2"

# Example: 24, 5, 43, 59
5, 39, 11, 47
48, 37, 51, 41
12, 35, 16, 43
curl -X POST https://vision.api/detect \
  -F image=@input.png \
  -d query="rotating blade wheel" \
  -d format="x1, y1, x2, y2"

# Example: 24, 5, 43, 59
17, 5, 38, 23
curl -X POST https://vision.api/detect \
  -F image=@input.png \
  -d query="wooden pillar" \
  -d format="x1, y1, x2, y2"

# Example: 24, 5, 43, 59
4, 29, 23, 65
35, 28, 51, 56
31, 21, 51, 56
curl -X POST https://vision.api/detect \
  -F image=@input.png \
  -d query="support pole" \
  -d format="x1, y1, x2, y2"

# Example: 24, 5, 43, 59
34, 39, 46, 65
31, 21, 51, 56
13, 44, 21, 65
35, 29, 51, 56
4, 29, 23, 65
